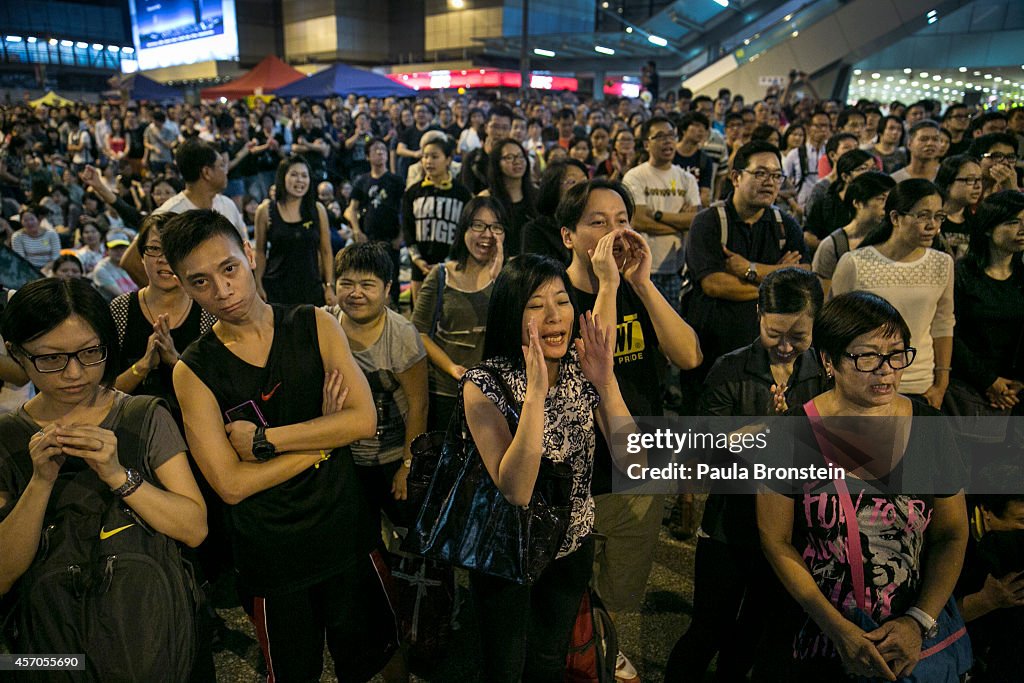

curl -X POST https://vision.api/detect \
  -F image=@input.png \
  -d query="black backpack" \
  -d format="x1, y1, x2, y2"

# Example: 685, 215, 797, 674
0, 396, 199, 683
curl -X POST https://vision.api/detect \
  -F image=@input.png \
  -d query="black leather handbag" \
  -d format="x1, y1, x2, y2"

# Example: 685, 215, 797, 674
403, 366, 574, 585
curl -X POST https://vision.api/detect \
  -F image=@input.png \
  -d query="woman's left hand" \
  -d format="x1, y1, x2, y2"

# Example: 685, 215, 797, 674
391, 465, 409, 501
863, 616, 923, 679
922, 383, 947, 410
576, 310, 614, 389
152, 314, 180, 366
54, 425, 124, 487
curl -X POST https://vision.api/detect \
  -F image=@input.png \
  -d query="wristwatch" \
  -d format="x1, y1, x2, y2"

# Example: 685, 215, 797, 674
111, 468, 143, 498
402, 458, 412, 469
905, 607, 939, 639
252, 426, 278, 462
653, 210, 664, 223
744, 262, 759, 283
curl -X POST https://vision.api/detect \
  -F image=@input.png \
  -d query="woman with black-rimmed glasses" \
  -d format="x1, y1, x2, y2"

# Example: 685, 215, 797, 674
934, 154, 983, 261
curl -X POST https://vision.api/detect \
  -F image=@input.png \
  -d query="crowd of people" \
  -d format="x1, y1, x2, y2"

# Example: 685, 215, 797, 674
0, 72, 1023, 682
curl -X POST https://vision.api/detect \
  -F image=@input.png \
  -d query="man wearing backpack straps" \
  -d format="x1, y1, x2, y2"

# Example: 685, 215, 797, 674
782, 109, 831, 212
163, 209, 400, 683
681, 141, 809, 412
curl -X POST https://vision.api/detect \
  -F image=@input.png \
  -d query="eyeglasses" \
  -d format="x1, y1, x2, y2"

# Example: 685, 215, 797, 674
648, 132, 678, 142
741, 169, 786, 184
953, 176, 983, 186
982, 152, 1018, 164
500, 153, 526, 163
842, 348, 916, 372
19, 344, 108, 373
141, 244, 164, 258
947, 113, 969, 120
902, 211, 948, 224
469, 221, 505, 235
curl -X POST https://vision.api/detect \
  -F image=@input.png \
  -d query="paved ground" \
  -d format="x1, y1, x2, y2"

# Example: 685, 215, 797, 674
212, 523, 701, 682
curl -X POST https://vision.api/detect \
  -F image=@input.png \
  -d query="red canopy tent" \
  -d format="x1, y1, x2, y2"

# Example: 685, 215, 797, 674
199, 55, 305, 100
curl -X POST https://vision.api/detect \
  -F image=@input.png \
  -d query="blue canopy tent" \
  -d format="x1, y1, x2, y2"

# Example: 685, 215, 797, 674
130, 74, 185, 102
273, 63, 413, 99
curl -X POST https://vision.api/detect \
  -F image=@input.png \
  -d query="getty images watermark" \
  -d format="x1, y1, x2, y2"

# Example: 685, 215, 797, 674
604, 416, 1024, 496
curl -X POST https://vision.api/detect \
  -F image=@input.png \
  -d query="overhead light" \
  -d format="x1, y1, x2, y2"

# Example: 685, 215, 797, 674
601, 0, 609, 6
784, 14, 792, 21
791, 30, 799, 37
713, 0, 728, 6
984, 73, 992, 79
450, 0, 465, 7
995, 76, 1003, 82
958, 66, 967, 72
955, 81, 962, 86
886, 76, 894, 81
26, 36, 36, 43
743, 38, 750, 45
858, 79, 865, 85
854, 69, 862, 75
920, 72, 928, 78
107, 45, 119, 52
48, 38, 58, 45
927, 9, 937, 17
123, 46, 134, 53
904, 68, 912, 74
533, 48, 555, 57
92, 43, 103, 50
648, 34, 668, 46
5, 35, 22, 43
899, 79, 906, 84
944, 78, 952, 83
625, 26, 633, 33
932, 75, 941, 81
75, 41, 88, 48
871, 73, 880, 79
594, 45, 615, 55
928, 16, 937, 24
60, 40, 73, 47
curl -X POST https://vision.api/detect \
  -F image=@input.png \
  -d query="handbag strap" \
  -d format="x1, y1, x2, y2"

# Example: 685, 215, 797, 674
803, 399, 871, 613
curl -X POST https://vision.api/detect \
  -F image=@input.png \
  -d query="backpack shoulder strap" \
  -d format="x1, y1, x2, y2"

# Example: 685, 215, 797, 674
430, 263, 446, 340
832, 228, 851, 260
771, 206, 786, 249
712, 201, 728, 246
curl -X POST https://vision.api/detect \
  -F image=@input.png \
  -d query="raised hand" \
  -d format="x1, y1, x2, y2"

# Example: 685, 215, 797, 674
523, 319, 549, 400
619, 229, 652, 289
576, 310, 614, 389
590, 230, 621, 289
152, 314, 180, 366
487, 229, 506, 282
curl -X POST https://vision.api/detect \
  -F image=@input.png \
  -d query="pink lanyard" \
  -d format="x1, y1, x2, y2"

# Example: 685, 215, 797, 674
804, 399, 872, 614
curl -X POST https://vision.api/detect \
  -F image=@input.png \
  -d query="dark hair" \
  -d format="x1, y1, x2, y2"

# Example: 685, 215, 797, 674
813, 291, 912, 367
333, 241, 394, 283
640, 115, 675, 145
732, 141, 782, 172
135, 212, 177, 256
556, 178, 635, 233
421, 133, 454, 158
877, 115, 905, 146
825, 132, 860, 162
449, 196, 509, 269
966, 190, 1024, 273
151, 174, 184, 195
482, 254, 577, 368
837, 108, 866, 131
941, 103, 968, 122
175, 139, 220, 184
52, 253, 83, 275
486, 138, 536, 219
969, 111, 1008, 136
860, 179, 943, 248
724, 111, 745, 128
161, 209, 246, 273
934, 154, 981, 193
692, 95, 713, 108
843, 171, 896, 212
568, 135, 591, 152
0, 278, 119, 385
488, 105, 514, 124
750, 124, 780, 144
557, 107, 576, 121
968, 132, 1018, 158
152, 110, 166, 124
831, 148, 874, 195
273, 155, 318, 225
536, 160, 588, 215
781, 124, 806, 149
907, 119, 940, 142
758, 267, 823, 316
679, 111, 710, 131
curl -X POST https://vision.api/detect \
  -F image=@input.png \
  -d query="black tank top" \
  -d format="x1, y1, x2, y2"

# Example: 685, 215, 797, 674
180, 304, 378, 596
262, 202, 324, 306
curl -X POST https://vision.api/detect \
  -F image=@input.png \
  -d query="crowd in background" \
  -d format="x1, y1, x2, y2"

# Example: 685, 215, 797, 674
1, 72, 1024, 683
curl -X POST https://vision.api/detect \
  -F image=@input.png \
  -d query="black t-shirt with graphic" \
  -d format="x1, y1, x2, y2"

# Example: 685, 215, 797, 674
351, 171, 405, 242
400, 179, 472, 267
572, 280, 663, 494
673, 150, 714, 190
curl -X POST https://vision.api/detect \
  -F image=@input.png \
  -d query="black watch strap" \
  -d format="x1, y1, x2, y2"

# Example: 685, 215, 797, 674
252, 426, 277, 461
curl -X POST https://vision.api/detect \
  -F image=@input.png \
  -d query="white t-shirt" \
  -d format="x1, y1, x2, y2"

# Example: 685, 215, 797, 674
153, 191, 248, 242
622, 162, 701, 274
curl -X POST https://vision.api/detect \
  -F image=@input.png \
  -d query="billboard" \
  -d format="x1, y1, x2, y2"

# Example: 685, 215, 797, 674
128, 0, 239, 70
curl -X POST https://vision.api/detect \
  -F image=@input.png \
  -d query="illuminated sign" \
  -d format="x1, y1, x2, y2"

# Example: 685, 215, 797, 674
128, 0, 239, 70
388, 69, 578, 92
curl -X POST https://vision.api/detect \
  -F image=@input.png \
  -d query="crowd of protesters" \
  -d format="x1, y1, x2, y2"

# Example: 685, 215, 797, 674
0, 70, 1023, 683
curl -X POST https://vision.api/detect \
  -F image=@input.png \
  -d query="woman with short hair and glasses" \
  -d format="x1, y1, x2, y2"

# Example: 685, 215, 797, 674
758, 291, 968, 681
934, 154, 983, 260
831, 179, 954, 409
412, 197, 507, 431
0, 277, 207, 677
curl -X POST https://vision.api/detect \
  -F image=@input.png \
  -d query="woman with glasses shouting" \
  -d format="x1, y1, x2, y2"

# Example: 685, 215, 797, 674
758, 291, 968, 681
0, 277, 207, 680
831, 179, 954, 410
109, 213, 215, 422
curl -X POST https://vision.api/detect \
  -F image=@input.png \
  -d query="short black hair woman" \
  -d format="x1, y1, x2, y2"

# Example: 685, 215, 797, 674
462, 254, 632, 681
758, 291, 968, 680
0, 278, 207, 679
665, 267, 830, 681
